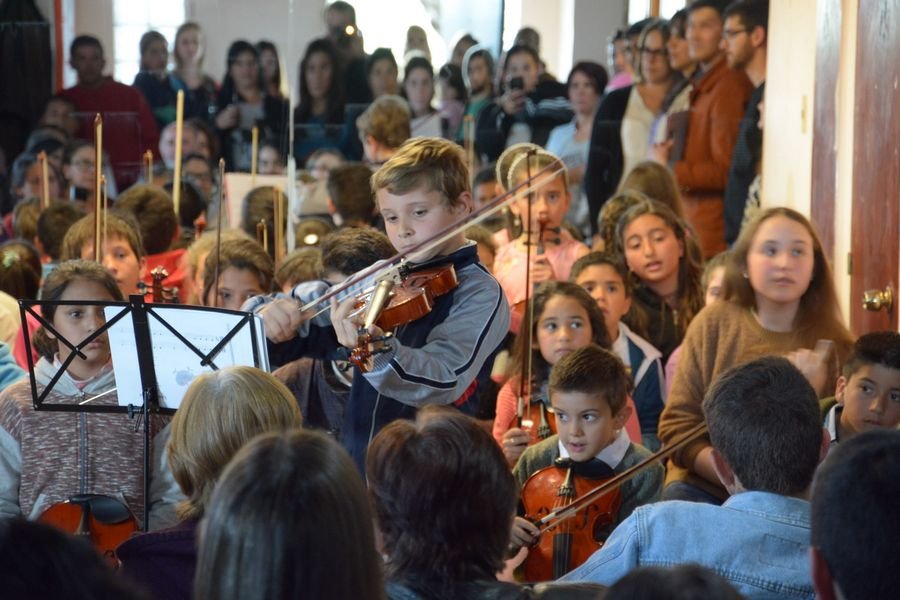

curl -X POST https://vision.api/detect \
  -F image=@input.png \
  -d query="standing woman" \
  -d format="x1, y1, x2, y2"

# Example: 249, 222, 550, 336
617, 198, 704, 363
402, 55, 442, 138
132, 31, 179, 129
546, 61, 608, 236
658, 207, 854, 504
171, 22, 218, 121
214, 40, 288, 172
294, 38, 345, 165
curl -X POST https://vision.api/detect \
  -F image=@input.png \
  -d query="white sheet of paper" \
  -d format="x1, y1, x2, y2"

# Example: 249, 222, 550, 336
106, 305, 269, 410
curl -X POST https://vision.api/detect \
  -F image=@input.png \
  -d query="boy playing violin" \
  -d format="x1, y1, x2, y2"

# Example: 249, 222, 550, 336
257, 137, 510, 471
510, 345, 663, 554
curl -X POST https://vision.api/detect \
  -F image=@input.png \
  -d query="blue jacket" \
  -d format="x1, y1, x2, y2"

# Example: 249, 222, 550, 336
559, 491, 814, 599
265, 244, 510, 471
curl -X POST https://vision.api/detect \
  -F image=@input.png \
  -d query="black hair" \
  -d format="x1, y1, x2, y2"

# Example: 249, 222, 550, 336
256, 40, 282, 92
687, 0, 731, 17
606, 564, 743, 600
70, 35, 102, 57
296, 37, 345, 124
549, 345, 631, 414
320, 228, 395, 276
566, 61, 609, 95
437, 63, 467, 102
37, 202, 87, 261
841, 331, 900, 378
724, 0, 770, 36
367, 48, 398, 76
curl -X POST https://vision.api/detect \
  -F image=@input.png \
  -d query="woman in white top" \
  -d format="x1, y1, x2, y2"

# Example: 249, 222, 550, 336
403, 55, 443, 138
546, 61, 608, 237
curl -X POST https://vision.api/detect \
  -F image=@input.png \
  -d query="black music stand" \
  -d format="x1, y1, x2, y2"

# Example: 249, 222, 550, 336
19, 294, 268, 530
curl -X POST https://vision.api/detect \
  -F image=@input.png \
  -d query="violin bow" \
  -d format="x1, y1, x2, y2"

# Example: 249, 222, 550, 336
518, 150, 538, 428
213, 159, 225, 308
533, 422, 708, 534
295, 159, 567, 319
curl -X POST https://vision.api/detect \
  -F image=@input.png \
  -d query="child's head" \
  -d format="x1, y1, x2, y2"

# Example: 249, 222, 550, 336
240, 186, 288, 259
196, 429, 382, 600
549, 345, 633, 462
507, 150, 570, 232
320, 228, 395, 282
366, 47, 400, 98
305, 148, 345, 181
36, 201, 86, 261
0, 240, 42, 300
366, 406, 517, 582
510, 281, 609, 384
202, 238, 273, 310
402, 56, 435, 117
502, 44, 540, 94
437, 62, 466, 103
725, 208, 844, 342
326, 162, 376, 226
32, 259, 124, 379
61, 212, 146, 296
617, 198, 704, 330
184, 229, 248, 304
472, 164, 498, 210
703, 355, 825, 496
702, 250, 730, 306
462, 45, 494, 95
274, 247, 323, 292
596, 189, 646, 251
168, 366, 301, 520
465, 224, 497, 273
495, 143, 541, 193
618, 160, 686, 220
571, 252, 633, 341
355, 95, 411, 160
257, 140, 283, 175
835, 331, 900, 438
10, 153, 63, 201
371, 137, 472, 261
115, 184, 178, 255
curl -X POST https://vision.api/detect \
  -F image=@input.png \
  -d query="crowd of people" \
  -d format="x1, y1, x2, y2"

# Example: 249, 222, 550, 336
0, 1, 897, 599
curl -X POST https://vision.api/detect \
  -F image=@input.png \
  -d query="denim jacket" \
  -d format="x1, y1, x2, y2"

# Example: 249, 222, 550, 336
559, 491, 814, 599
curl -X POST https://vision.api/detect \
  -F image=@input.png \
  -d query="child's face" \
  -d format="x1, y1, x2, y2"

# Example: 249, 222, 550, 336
50, 279, 116, 380
403, 67, 434, 115
622, 214, 682, 291
704, 265, 726, 306
467, 56, 490, 94
377, 186, 471, 262
207, 266, 266, 311
80, 235, 145, 297
536, 295, 593, 366
746, 215, 814, 311
513, 171, 570, 232
64, 146, 98, 191
575, 264, 631, 340
552, 390, 628, 462
474, 181, 497, 209
258, 147, 283, 174
19, 162, 62, 200
369, 59, 398, 98
835, 364, 900, 437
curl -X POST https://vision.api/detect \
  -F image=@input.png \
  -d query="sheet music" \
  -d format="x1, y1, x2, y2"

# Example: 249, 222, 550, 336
105, 305, 268, 410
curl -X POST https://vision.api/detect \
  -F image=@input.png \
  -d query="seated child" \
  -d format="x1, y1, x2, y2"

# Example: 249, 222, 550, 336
274, 228, 395, 437
240, 186, 289, 260
824, 331, 900, 450
257, 138, 284, 175
511, 345, 662, 559
326, 162, 378, 228
274, 247, 323, 293
180, 229, 248, 305
116, 366, 301, 600
35, 201, 86, 279
561, 356, 828, 598
0, 260, 181, 527
492, 150, 589, 333
257, 137, 509, 471
201, 237, 273, 311
572, 251, 665, 450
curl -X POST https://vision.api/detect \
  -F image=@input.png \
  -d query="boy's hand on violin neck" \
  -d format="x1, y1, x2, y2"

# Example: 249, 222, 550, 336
332, 295, 365, 349
260, 298, 306, 343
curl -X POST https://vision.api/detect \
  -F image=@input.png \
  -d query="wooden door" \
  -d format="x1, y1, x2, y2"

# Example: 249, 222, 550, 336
850, 0, 900, 333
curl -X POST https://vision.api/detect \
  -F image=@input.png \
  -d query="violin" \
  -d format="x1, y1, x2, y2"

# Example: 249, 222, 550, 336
520, 458, 621, 582
38, 494, 139, 567
517, 422, 709, 581
139, 266, 179, 303
349, 264, 458, 372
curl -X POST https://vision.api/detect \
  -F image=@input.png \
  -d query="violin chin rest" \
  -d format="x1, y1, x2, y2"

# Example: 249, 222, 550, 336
68, 494, 134, 525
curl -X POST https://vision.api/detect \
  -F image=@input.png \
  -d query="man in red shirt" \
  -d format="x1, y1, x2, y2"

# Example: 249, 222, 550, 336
59, 36, 160, 191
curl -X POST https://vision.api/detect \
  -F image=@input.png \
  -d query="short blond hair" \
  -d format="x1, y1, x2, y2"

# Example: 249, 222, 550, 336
167, 366, 301, 520
356, 95, 411, 150
371, 137, 469, 208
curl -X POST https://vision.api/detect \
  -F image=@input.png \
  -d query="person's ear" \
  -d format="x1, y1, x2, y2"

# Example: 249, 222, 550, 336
710, 447, 736, 489
750, 24, 766, 49
614, 403, 633, 430
451, 191, 474, 216
138, 256, 148, 279
834, 375, 848, 405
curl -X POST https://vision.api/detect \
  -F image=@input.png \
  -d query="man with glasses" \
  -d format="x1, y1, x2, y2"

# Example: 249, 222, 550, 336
722, 0, 769, 246
649, 0, 752, 258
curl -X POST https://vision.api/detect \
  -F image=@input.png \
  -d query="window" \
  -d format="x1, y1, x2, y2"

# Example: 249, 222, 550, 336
113, 0, 185, 84
629, 0, 687, 22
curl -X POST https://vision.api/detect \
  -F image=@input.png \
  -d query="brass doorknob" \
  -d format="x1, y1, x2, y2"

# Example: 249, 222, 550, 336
862, 286, 893, 312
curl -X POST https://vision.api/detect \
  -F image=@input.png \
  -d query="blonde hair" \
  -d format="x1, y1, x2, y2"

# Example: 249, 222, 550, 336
184, 229, 249, 304
508, 150, 569, 196
167, 366, 301, 520
356, 95, 411, 150
371, 137, 470, 208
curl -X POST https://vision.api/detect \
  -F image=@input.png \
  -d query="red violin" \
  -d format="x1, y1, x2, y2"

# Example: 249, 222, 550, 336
39, 494, 139, 566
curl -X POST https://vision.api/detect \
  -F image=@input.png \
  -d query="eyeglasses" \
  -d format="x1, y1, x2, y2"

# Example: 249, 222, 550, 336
640, 47, 668, 59
722, 28, 748, 40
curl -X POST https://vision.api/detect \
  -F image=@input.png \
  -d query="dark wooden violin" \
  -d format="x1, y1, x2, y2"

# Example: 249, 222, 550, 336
520, 458, 621, 581
39, 494, 139, 567
517, 422, 708, 581
139, 266, 179, 303
349, 264, 458, 372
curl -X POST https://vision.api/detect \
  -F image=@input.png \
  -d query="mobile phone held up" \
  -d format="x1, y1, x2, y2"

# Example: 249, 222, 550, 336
509, 76, 524, 91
